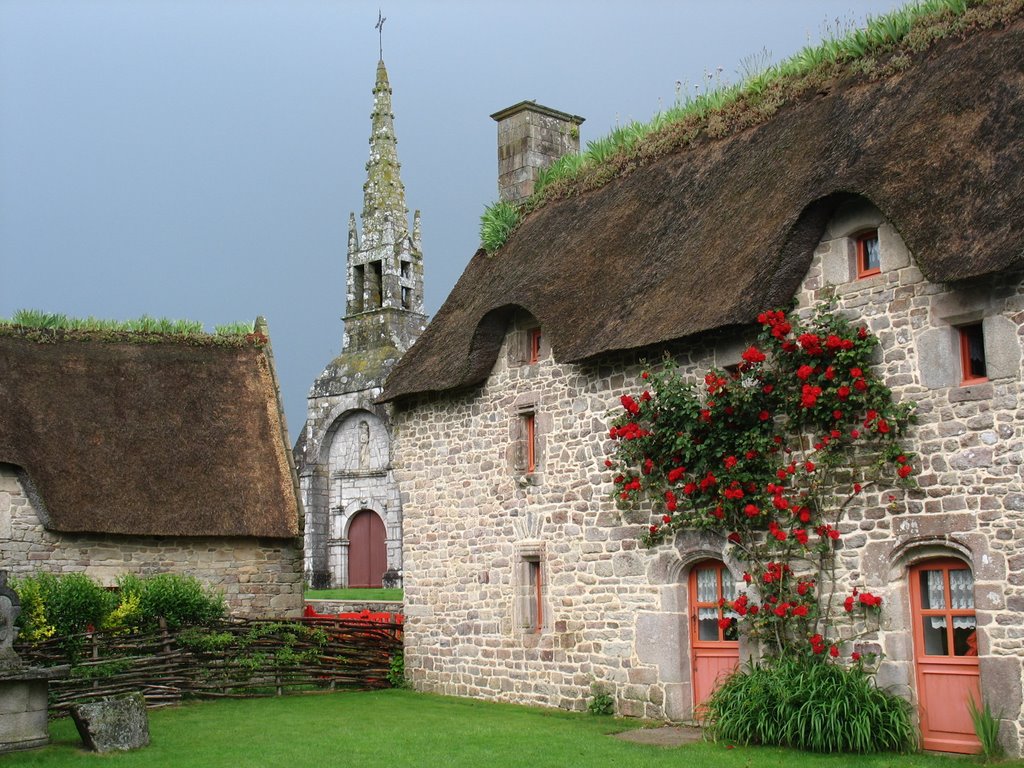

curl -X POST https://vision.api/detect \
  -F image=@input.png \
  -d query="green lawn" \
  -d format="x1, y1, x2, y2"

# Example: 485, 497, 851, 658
304, 587, 402, 602
6, 690, 1018, 768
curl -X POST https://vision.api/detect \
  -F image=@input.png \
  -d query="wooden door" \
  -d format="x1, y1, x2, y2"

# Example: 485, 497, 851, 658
348, 510, 387, 588
689, 560, 740, 710
909, 558, 981, 754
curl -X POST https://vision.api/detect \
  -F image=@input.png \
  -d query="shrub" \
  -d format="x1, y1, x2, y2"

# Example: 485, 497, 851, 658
38, 572, 114, 638
119, 573, 225, 630
704, 656, 915, 753
387, 650, 408, 688
10, 573, 57, 643
587, 683, 615, 716
12, 572, 115, 658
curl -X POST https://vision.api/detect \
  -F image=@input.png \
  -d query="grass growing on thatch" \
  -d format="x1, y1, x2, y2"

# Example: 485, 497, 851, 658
478, 0, 1012, 254
0, 310, 256, 343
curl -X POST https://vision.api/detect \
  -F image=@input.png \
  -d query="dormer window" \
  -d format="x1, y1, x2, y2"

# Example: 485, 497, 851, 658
528, 328, 542, 364
958, 323, 987, 384
855, 230, 881, 279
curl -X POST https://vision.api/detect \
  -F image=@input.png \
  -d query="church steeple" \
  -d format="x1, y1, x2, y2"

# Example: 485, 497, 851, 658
343, 57, 426, 355
360, 60, 408, 247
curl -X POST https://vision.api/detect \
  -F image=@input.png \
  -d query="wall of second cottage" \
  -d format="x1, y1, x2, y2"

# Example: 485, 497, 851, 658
0, 465, 303, 618
393, 202, 1024, 750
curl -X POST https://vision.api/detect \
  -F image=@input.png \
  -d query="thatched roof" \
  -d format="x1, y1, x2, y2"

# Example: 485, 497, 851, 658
382, 15, 1024, 403
0, 332, 301, 538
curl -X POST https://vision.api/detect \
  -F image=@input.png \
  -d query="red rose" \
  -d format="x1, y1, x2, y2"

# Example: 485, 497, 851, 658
829, 645, 839, 658
742, 346, 766, 364
620, 394, 640, 415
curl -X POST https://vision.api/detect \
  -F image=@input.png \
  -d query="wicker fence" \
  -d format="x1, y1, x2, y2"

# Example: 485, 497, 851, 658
15, 617, 402, 714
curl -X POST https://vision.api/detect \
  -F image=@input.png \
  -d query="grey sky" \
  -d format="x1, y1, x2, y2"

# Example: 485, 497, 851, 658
1, 0, 909, 437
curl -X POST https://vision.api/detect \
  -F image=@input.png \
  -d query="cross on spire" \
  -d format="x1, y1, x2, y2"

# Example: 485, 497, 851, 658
375, 10, 386, 60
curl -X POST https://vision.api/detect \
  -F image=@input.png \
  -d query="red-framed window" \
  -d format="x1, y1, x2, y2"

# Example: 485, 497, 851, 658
528, 328, 542, 364
523, 412, 536, 473
855, 229, 881, 279
689, 560, 739, 642
910, 558, 977, 658
958, 323, 987, 384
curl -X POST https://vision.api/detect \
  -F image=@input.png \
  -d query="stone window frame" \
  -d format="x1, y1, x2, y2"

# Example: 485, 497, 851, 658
507, 319, 548, 368
957, 322, 987, 385
818, 200, 911, 289
509, 394, 546, 484
917, 290, 1018, 391
514, 541, 550, 637
527, 327, 543, 364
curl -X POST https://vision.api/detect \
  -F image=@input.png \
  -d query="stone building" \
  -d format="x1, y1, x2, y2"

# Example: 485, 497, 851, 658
382, 11, 1024, 757
294, 58, 425, 590
0, 321, 304, 617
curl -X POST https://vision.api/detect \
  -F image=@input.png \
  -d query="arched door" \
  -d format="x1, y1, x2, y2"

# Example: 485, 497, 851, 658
348, 510, 387, 588
689, 560, 740, 710
909, 558, 981, 754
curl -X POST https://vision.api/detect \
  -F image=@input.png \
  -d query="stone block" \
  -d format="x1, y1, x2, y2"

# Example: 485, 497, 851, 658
70, 693, 150, 753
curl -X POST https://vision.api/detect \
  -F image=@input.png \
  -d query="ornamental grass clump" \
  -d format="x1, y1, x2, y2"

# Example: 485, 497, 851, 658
480, 201, 522, 254
704, 656, 915, 753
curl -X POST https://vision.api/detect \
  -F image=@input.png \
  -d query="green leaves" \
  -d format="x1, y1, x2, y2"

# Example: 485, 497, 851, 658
479, 201, 522, 254
704, 657, 916, 753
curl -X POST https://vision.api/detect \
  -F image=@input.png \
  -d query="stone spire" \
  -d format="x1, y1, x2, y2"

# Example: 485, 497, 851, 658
341, 58, 426, 355
360, 60, 408, 250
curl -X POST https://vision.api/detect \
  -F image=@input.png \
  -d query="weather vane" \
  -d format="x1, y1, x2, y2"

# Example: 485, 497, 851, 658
375, 10, 386, 60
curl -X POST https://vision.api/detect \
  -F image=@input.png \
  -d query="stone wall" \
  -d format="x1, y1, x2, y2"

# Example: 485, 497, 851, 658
394, 200, 1024, 751
0, 465, 303, 618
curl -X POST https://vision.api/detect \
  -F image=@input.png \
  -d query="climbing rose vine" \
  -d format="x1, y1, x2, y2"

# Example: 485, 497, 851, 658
606, 305, 915, 658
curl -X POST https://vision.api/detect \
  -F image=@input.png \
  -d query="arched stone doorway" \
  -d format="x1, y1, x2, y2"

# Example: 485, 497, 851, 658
347, 510, 387, 588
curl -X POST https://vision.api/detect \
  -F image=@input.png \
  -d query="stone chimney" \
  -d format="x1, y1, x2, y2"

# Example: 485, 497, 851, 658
490, 101, 584, 204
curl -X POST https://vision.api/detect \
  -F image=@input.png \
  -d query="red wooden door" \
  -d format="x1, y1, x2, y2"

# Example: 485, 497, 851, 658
909, 559, 981, 754
689, 560, 740, 710
348, 510, 387, 588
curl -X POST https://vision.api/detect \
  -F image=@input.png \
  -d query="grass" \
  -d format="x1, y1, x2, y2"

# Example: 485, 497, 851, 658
304, 588, 403, 602
478, 0, 1012, 253
0, 309, 253, 337
6, 690, 1018, 767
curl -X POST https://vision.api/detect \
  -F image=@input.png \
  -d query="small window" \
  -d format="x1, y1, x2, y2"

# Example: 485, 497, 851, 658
516, 551, 546, 635
400, 260, 411, 280
523, 412, 537, 473
401, 286, 411, 309
528, 328, 542, 364
855, 230, 881, 278
958, 323, 987, 384
526, 558, 543, 633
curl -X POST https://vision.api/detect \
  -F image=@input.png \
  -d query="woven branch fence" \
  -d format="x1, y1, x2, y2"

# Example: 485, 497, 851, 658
14, 617, 402, 714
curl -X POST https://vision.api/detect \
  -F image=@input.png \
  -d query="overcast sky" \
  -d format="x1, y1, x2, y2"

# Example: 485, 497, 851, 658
1, 0, 910, 437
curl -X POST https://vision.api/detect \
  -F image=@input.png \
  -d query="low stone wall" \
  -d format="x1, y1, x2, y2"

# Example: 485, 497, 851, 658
305, 600, 403, 615
0, 466, 303, 618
